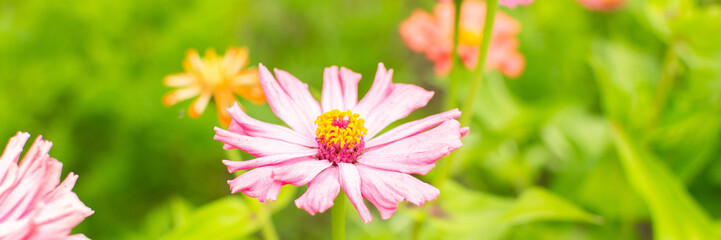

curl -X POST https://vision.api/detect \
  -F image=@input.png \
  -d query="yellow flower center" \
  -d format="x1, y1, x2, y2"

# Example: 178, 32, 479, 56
314, 110, 367, 148
459, 28, 482, 46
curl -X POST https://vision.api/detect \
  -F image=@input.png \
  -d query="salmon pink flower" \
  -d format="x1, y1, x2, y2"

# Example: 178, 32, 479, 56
0, 132, 93, 240
400, 0, 525, 77
577, 0, 624, 11
215, 63, 468, 223
163, 47, 266, 126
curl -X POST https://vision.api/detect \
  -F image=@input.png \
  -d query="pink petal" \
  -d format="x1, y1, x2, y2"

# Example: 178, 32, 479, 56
358, 120, 464, 175
33, 191, 93, 236
295, 166, 340, 215
321, 66, 344, 112
338, 163, 372, 223
214, 127, 312, 157
366, 109, 461, 148
499, 0, 534, 8
0, 218, 32, 239
227, 166, 283, 202
273, 68, 322, 127
272, 160, 332, 186
258, 63, 317, 137
17, 136, 53, 178
222, 151, 316, 172
0, 132, 30, 185
357, 165, 439, 219
226, 103, 316, 147
340, 67, 361, 110
353, 63, 394, 117
362, 84, 434, 139
44, 173, 78, 202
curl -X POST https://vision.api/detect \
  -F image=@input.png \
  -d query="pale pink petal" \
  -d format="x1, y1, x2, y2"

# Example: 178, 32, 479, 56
0, 133, 92, 239
273, 68, 322, 127
321, 66, 345, 112
44, 173, 78, 202
0, 132, 30, 184
353, 63, 394, 117
32, 192, 93, 238
0, 218, 31, 239
359, 120, 464, 175
17, 136, 53, 178
366, 109, 461, 148
227, 166, 283, 202
339, 67, 361, 110
222, 151, 316, 172
461, 127, 470, 137
499, 0, 534, 8
362, 84, 434, 139
226, 103, 316, 147
258, 64, 316, 137
214, 127, 312, 157
338, 163, 372, 223
357, 165, 439, 219
272, 160, 332, 186
295, 166, 340, 215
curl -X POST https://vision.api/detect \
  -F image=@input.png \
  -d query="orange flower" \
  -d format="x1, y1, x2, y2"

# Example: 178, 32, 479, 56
577, 0, 624, 11
163, 47, 265, 126
400, 0, 525, 77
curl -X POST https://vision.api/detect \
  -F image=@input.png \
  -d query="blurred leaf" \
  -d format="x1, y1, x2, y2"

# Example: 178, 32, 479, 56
426, 181, 598, 240
499, 187, 601, 225
161, 196, 259, 240
589, 40, 659, 129
611, 124, 715, 240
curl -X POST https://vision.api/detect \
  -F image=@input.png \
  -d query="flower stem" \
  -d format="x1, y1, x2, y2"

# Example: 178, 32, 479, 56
260, 205, 279, 240
332, 191, 347, 240
434, 0, 498, 186
649, 43, 679, 128
224, 149, 279, 240
445, 0, 465, 110
459, 0, 497, 126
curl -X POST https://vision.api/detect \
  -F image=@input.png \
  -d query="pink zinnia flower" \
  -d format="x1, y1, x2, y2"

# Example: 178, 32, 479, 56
215, 63, 468, 223
499, 0, 534, 8
400, 0, 525, 77
0, 132, 93, 240
576, 0, 624, 11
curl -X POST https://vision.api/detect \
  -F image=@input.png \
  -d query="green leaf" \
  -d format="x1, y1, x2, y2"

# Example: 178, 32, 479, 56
611, 124, 716, 240
499, 187, 601, 226
427, 181, 599, 240
161, 196, 259, 240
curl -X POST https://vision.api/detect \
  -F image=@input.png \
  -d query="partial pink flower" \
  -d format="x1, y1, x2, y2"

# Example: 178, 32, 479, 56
499, 0, 534, 8
216, 63, 468, 223
0, 132, 94, 240
400, 0, 525, 77
576, 0, 624, 11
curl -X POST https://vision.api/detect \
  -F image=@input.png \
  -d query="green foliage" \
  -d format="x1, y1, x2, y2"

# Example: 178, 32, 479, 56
0, 0, 720, 239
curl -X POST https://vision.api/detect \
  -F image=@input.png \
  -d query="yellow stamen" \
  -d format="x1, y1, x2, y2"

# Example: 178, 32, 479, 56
314, 110, 367, 148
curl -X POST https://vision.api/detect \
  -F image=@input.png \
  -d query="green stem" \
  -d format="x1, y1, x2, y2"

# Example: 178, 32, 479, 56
445, 0, 464, 110
224, 149, 278, 240
332, 191, 347, 240
260, 205, 279, 240
434, 0, 498, 186
459, 0, 498, 126
649, 43, 679, 128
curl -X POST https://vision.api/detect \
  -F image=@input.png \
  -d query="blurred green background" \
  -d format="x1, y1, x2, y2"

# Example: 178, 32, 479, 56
1, 0, 720, 239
